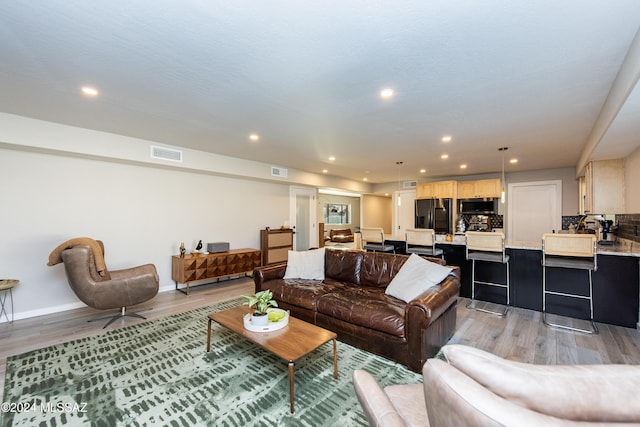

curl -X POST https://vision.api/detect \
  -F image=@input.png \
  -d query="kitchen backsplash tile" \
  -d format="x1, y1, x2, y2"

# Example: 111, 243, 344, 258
562, 215, 581, 230
616, 213, 640, 243
561, 213, 640, 243
460, 214, 503, 229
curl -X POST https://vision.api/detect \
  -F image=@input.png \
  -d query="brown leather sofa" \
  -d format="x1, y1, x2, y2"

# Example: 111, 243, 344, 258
329, 228, 354, 243
253, 249, 461, 372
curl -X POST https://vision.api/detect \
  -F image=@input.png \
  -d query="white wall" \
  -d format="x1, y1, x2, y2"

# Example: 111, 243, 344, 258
0, 148, 292, 320
362, 194, 392, 233
625, 146, 640, 213
506, 167, 579, 216
0, 113, 375, 320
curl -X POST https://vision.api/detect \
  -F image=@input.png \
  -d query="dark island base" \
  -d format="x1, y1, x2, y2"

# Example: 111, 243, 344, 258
433, 244, 639, 329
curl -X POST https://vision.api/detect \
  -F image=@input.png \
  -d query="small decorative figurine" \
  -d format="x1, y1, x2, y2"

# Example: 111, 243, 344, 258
179, 242, 186, 258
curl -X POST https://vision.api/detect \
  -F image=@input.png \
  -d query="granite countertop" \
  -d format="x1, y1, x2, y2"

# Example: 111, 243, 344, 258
432, 234, 640, 257
506, 238, 640, 257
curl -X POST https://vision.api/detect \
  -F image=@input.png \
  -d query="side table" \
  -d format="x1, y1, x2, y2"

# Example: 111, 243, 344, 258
0, 279, 19, 324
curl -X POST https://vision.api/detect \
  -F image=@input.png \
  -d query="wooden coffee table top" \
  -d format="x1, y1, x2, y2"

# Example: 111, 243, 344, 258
209, 305, 337, 362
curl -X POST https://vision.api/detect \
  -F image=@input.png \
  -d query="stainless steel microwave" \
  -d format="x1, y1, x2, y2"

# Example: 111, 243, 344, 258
459, 198, 498, 215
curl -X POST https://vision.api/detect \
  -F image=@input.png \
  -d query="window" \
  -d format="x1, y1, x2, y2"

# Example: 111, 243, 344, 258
324, 203, 351, 224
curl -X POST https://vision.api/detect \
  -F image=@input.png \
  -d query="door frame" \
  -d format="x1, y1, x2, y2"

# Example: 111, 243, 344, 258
393, 189, 417, 238
289, 186, 317, 250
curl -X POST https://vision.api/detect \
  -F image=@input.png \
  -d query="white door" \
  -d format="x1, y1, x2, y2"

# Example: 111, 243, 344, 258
394, 190, 416, 239
507, 180, 562, 242
290, 186, 317, 250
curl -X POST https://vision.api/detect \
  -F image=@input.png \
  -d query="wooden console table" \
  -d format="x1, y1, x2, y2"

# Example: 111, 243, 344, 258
172, 248, 261, 295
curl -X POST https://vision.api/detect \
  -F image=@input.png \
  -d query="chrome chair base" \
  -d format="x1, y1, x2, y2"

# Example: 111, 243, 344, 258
466, 299, 509, 317
542, 312, 598, 334
88, 306, 149, 329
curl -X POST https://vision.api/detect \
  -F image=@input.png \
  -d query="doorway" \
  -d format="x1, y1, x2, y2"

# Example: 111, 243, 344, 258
394, 190, 416, 238
507, 180, 562, 241
290, 186, 317, 250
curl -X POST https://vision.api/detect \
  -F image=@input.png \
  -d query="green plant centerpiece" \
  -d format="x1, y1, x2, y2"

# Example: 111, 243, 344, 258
243, 290, 278, 326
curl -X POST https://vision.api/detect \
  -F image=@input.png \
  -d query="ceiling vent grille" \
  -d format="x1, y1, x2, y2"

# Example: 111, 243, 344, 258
151, 146, 182, 162
271, 166, 288, 178
403, 180, 417, 188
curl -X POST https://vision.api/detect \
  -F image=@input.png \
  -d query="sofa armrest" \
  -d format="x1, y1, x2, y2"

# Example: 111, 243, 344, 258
403, 266, 461, 371
353, 370, 408, 427
253, 263, 287, 292
406, 266, 461, 327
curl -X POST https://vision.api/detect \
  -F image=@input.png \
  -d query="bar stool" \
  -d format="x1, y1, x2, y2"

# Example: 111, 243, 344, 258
405, 228, 444, 258
542, 233, 598, 334
0, 279, 19, 324
360, 227, 395, 253
465, 231, 509, 317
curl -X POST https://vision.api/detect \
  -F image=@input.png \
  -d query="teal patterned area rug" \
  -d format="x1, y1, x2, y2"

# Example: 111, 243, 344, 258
1, 298, 421, 426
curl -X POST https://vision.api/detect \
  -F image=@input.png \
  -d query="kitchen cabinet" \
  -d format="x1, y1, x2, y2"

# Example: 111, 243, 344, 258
457, 178, 501, 199
416, 180, 457, 199
583, 160, 625, 214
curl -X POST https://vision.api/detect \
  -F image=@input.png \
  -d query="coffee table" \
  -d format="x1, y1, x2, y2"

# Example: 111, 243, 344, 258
207, 305, 338, 413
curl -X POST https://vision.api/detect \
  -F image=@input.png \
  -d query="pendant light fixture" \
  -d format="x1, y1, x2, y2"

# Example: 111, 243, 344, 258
499, 147, 508, 204
396, 161, 403, 207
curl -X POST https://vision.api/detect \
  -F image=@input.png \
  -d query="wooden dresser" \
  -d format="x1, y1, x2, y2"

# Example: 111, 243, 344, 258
260, 228, 294, 265
172, 248, 261, 295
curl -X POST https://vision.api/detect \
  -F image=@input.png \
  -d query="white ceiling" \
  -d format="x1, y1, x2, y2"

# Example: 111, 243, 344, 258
1, 1, 639, 183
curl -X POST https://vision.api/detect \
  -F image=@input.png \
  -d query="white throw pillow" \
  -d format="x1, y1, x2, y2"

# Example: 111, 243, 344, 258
385, 254, 452, 302
283, 247, 325, 280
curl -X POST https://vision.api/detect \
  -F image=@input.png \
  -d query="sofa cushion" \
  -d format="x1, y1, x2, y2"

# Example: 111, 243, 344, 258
385, 254, 453, 303
325, 249, 363, 285
316, 287, 406, 337
360, 252, 408, 288
265, 278, 343, 311
284, 248, 325, 280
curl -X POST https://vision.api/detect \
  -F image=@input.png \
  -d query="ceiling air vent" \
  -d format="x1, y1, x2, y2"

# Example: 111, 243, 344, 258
403, 181, 417, 188
271, 166, 288, 178
151, 146, 182, 162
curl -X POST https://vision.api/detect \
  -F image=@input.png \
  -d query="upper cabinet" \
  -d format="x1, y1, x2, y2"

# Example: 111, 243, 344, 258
416, 180, 457, 199
583, 160, 625, 214
457, 178, 501, 199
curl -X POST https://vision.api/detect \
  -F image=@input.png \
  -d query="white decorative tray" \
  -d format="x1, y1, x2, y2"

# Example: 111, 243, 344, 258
243, 308, 289, 332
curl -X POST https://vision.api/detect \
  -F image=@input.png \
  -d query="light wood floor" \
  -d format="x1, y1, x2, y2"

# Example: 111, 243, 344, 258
2, 277, 640, 402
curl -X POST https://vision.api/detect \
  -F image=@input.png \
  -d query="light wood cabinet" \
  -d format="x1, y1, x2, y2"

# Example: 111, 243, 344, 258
583, 160, 625, 214
172, 248, 261, 295
416, 180, 457, 199
457, 178, 501, 198
260, 228, 294, 265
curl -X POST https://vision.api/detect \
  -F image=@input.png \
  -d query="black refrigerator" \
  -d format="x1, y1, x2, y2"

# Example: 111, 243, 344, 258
415, 198, 453, 233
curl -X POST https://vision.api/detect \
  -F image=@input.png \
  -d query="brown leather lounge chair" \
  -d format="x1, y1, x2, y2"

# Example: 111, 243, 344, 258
48, 238, 159, 328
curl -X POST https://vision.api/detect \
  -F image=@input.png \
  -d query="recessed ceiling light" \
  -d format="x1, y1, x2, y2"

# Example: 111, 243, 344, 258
440, 154, 449, 159
460, 164, 468, 169
510, 158, 518, 164
328, 156, 336, 161
81, 86, 98, 96
419, 169, 426, 174
322, 169, 328, 173
249, 133, 259, 142
380, 88, 394, 99
441, 136, 452, 143
363, 177, 368, 182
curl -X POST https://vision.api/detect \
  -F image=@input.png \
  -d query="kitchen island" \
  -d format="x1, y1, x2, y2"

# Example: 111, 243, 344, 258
430, 235, 640, 329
